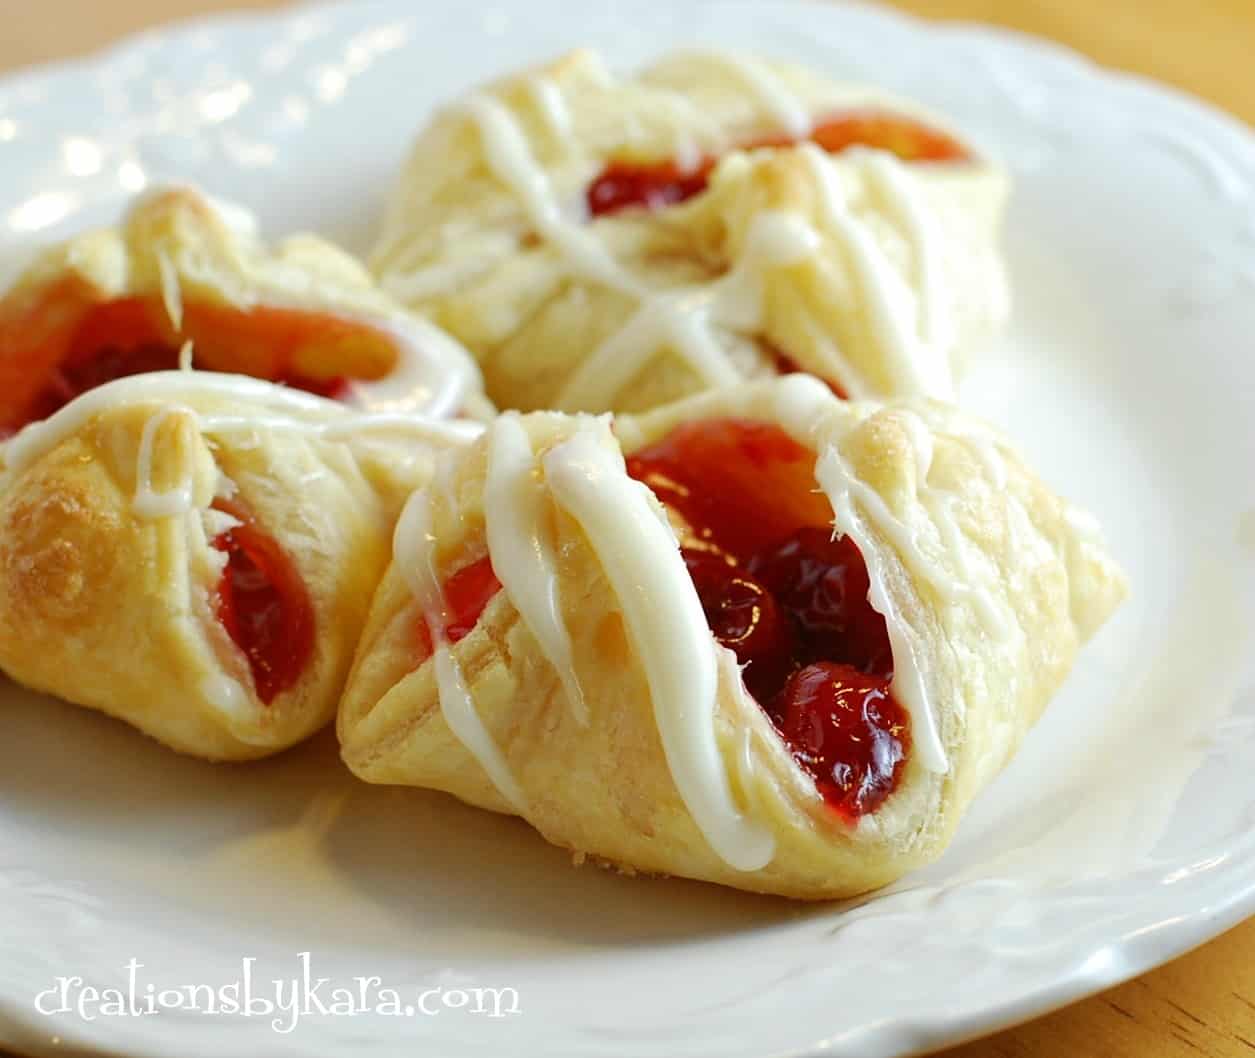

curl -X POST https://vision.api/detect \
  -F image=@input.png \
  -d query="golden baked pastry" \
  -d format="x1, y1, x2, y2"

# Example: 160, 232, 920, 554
0, 185, 489, 438
337, 376, 1124, 899
0, 372, 478, 760
372, 49, 1009, 413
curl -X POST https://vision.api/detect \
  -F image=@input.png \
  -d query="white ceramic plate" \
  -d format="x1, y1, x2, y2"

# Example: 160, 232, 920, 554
1, 2, 1253, 1056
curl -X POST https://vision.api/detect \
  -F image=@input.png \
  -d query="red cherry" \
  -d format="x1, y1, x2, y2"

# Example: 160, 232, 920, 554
444, 556, 503, 644
750, 527, 892, 677
415, 555, 503, 661
682, 548, 796, 703
1, 294, 364, 434
584, 111, 968, 219
770, 662, 909, 820
586, 159, 713, 217
211, 500, 315, 705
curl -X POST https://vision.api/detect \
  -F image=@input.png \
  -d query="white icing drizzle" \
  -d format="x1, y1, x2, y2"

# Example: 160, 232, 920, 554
461, 93, 640, 293
395, 411, 773, 867
690, 51, 812, 138
210, 411, 481, 446
128, 188, 480, 418
860, 150, 952, 351
483, 414, 587, 724
917, 489, 1007, 639
770, 370, 845, 440
426, 74, 961, 410
799, 144, 954, 400
762, 376, 951, 771
0, 371, 481, 520
343, 312, 481, 419
802, 399, 1026, 772
132, 406, 196, 518
525, 75, 576, 150
813, 443, 947, 774
393, 486, 528, 813
543, 424, 774, 871
554, 295, 736, 410
555, 210, 821, 410
384, 377, 1022, 858
901, 403, 1017, 638
461, 88, 805, 410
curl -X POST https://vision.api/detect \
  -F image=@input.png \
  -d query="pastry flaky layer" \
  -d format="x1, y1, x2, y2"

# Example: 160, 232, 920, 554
372, 49, 1009, 414
0, 184, 488, 431
338, 376, 1126, 899
0, 373, 479, 761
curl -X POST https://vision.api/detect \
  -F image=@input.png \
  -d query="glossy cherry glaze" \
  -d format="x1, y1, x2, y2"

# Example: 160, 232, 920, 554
773, 662, 908, 821
415, 555, 504, 660
586, 110, 968, 218
587, 159, 711, 217
683, 548, 797, 704
211, 499, 315, 705
750, 527, 892, 677
0, 292, 390, 433
626, 418, 910, 819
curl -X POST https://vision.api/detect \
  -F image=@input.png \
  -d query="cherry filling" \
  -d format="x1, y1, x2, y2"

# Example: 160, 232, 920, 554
587, 160, 712, 217
626, 418, 910, 820
0, 289, 402, 434
210, 500, 315, 705
586, 110, 969, 218
773, 662, 908, 819
414, 555, 504, 661
750, 527, 892, 677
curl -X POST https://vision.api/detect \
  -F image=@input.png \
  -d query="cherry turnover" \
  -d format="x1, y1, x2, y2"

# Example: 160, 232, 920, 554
424, 419, 911, 821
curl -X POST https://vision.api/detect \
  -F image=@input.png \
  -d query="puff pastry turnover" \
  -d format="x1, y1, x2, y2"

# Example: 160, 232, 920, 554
372, 50, 1009, 414
0, 373, 478, 760
0, 185, 488, 438
338, 376, 1125, 899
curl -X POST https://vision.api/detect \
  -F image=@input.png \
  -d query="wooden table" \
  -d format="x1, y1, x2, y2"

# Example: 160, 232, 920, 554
1, 2, 1252, 1056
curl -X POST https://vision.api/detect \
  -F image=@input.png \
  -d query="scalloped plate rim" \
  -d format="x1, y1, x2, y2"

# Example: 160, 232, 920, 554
0, 2, 1252, 1057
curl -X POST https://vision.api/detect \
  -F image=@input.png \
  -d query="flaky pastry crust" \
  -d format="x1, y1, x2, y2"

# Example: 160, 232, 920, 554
372, 50, 1008, 413
0, 377, 463, 760
338, 378, 1124, 898
0, 185, 489, 431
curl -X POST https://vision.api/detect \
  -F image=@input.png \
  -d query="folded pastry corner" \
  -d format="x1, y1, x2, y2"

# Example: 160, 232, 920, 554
0, 374, 478, 760
338, 376, 1125, 898
373, 48, 1008, 414
0, 184, 490, 439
